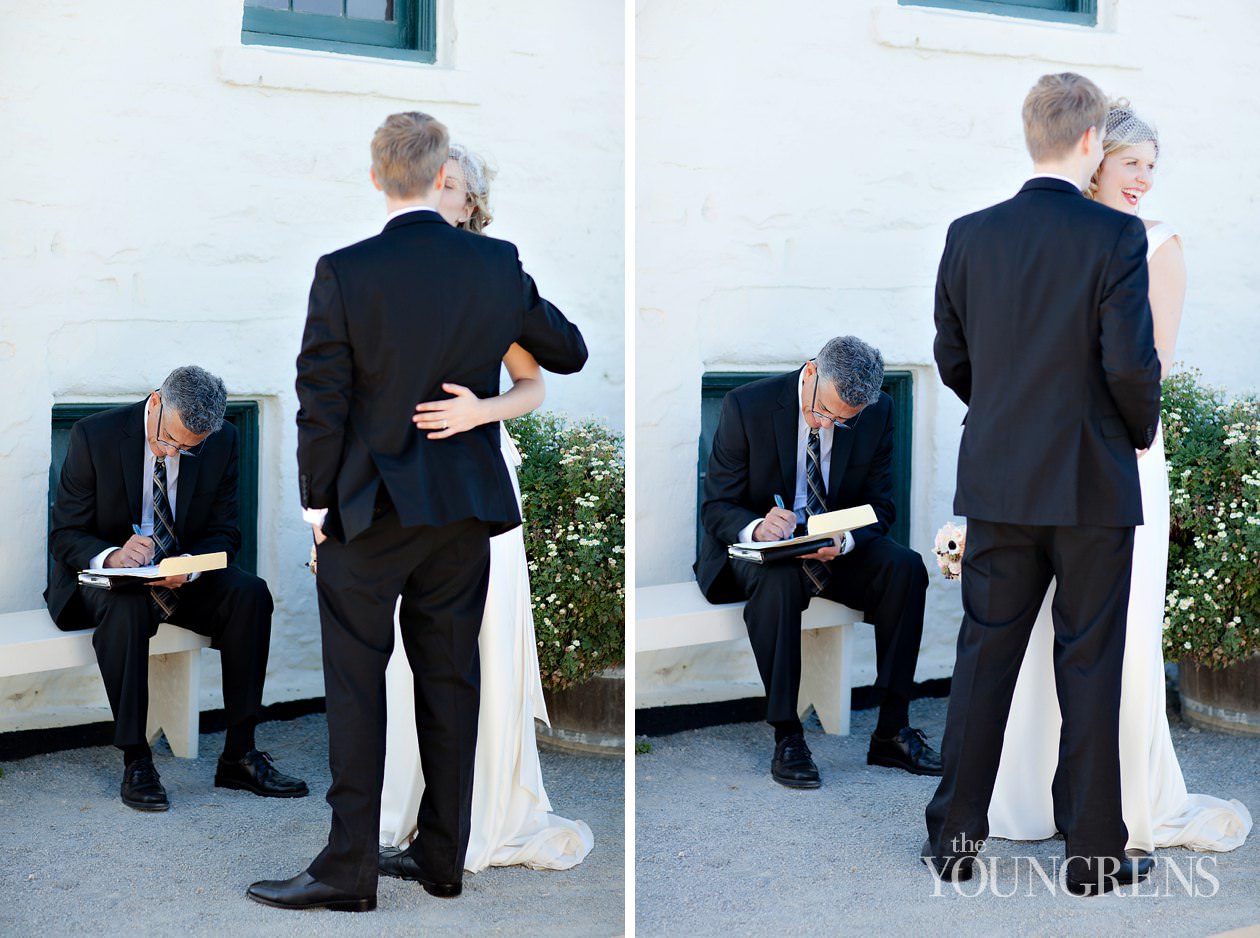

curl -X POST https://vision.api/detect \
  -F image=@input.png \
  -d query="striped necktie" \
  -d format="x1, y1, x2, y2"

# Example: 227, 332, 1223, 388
149, 456, 179, 618
803, 428, 830, 595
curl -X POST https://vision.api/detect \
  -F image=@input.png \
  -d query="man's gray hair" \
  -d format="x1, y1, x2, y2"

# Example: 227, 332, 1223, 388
816, 336, 884, 407
160, 365, 227, 435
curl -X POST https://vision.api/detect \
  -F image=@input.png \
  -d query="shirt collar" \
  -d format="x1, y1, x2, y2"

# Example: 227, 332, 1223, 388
386, 204, 440, 223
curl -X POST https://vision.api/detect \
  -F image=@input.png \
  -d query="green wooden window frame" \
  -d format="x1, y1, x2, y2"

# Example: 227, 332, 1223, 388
697, 371, 914, 550
242, 0, 436, 63
898, 0, 1097, 26
49, 402, 261, 578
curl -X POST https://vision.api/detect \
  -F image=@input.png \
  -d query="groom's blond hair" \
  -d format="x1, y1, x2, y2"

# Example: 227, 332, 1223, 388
371, 111, 449, 199
1022, 73, 1108, 162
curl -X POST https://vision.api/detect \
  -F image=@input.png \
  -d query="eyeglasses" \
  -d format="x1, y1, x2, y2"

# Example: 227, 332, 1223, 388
809, 366, 862, 430
153, 395, 204, 457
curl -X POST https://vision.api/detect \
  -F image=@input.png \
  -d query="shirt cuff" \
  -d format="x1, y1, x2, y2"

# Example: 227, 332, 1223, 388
303, 507, 329, 527
88, 547, 117, 571
736, 518, 761, 545
839, 531, 855, 555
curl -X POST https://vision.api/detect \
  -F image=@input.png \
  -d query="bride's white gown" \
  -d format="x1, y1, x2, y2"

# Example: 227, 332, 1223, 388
378, 427, 594, 871
987, 223, 1252, 853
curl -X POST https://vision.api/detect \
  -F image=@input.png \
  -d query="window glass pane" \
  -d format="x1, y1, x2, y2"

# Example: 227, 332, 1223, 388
347, 0, 393, 21
246, 0, 289, 9
293, 0, 343, 15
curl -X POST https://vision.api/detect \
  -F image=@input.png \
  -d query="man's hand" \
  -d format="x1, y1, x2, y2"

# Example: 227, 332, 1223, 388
753, 507, 796, 542
149, 574, 191, 589
104, 535, 154, 568
413, 384, 488, 439
799, 538, 842, 563
311, 522, 328, 547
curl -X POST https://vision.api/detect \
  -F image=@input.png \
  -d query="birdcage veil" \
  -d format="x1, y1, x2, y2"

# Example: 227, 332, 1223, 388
447, 142, 496, 232
1103, 99, 1159, 158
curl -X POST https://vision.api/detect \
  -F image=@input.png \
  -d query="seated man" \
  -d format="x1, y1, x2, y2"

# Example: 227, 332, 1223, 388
45, 365, 306, 811
695, 335, 941, 788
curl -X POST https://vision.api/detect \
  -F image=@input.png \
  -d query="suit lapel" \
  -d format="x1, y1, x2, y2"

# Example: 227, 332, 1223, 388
119, 401, 146, 525
174, 451, 199, 541
773, 370, 802, 503
827, 426, 854, 508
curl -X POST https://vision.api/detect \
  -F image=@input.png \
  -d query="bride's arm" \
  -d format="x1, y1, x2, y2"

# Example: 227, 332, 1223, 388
1148, 236, 1186, 380
413, 343, 546, 439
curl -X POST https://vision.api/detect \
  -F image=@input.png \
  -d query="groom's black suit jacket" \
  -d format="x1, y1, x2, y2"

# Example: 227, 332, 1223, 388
933, 177, 1162, 527
45, 400, 241, 629
695, 369, 897, 603
295, 210, 588, 543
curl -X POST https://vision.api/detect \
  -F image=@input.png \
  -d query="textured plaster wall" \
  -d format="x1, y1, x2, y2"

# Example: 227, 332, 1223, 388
635, 0, 1260, 708
0, 0, 623, 731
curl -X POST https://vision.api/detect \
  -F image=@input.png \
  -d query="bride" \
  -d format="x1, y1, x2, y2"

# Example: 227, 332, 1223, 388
987, 102, 1252, 854
378, 143, 594, 872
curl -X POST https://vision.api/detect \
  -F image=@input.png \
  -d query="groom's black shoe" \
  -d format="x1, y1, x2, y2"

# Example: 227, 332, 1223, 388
215, 750, 309, 798
771, 734, 820, 789
246, 871, 375, 912
867, 727, 943, 776
920, 839, 975, 882
121, 756, 169, 812
1064, 855, 1154, 897
378, 848, 463, 897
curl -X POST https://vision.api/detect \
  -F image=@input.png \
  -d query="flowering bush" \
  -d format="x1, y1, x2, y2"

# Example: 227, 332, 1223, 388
508, 411, 625, 691
1162, 369, 1260, 669
933, 522, 966, 580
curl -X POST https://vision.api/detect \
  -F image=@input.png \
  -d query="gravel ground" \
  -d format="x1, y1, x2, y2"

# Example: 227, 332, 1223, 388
0, 714, 624, 937
635, 698, 1260, 938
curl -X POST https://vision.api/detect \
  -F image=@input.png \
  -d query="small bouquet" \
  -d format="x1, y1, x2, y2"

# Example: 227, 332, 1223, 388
933, 522, 966, 580
307, 544, 318, 577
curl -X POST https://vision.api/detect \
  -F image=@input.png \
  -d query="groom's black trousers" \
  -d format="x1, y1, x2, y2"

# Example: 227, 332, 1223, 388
925, 519, 1134, 878
730, 535, 928, 726
308, 501, 491, 896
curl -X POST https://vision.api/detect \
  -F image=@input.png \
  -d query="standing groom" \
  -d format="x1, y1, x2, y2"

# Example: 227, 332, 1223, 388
248, 112, 587, 912
923, 73, 1162, 896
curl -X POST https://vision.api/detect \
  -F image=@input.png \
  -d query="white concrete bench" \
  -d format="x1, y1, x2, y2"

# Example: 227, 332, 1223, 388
0, 609, 209, 758
636, 581, 858, 735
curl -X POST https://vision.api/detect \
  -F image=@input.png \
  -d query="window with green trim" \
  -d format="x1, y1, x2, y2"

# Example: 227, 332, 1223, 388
242, 0, 436, 62
697, 372, 914, 551
48, 402, 261, 579
898, 0, 1097, 26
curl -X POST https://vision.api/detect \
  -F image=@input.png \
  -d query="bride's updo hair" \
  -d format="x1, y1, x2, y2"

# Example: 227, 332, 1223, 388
449, 143, 496, 233
1086, 99, 1159, 201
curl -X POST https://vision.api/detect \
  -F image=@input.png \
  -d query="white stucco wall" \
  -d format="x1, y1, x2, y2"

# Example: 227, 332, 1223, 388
0, 0, 623, 732
635, 0, 1260, 708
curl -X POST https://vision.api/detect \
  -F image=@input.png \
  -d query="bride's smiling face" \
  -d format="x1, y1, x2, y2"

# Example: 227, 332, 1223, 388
437, 158, 473, 227
1095, 140, 1157, 215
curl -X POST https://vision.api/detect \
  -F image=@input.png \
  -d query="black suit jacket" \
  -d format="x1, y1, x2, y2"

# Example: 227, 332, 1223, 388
694, 369, 897, 603
933, 178, 1162, 527
295, 211, 588, 543
45, 400, 242, 629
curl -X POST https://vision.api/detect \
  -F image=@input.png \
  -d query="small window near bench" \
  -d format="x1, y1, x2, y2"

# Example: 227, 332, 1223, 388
48, 402, 261, 578
696, 371, 914, 551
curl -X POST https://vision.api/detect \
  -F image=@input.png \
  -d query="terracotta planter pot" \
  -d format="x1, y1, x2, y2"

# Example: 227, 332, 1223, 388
1178, 653, 1260, 736
536, 667, 624, 757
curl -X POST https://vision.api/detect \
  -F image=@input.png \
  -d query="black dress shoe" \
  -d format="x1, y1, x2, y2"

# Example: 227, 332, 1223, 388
215, 750, 309, 798
1065, 855, 1154, 897
246, 871, 375, 912
771, 734, 820, 789
121, 756, 169, 812
867, 727, 943, 776
378, 848, 463, 897
920, 838, 975, 881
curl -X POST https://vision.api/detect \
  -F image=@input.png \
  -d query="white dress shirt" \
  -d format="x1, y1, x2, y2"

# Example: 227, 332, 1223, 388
89, 397, 188, 571
735, 368, 856, 555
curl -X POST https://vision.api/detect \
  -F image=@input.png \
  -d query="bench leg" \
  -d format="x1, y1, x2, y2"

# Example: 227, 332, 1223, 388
146, 649, 202, 758
797, 622, 853, 736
